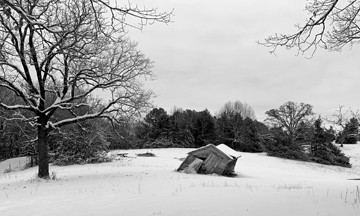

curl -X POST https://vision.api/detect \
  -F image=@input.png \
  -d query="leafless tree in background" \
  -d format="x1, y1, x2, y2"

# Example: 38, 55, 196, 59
218, 101, 256, 120
261, 0, 360, 55
326, 106, 349, 147
0, 0, 171, 178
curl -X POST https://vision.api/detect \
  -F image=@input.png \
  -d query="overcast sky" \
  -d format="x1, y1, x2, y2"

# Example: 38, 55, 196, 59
128, 0, 360, 120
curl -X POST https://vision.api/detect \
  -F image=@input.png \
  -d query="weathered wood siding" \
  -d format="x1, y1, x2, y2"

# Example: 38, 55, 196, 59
177, 154, 196, 171
223, 158, 238, 175
182, 158, 204, 174
177, 144, 240, 176
202, 154, 228, 175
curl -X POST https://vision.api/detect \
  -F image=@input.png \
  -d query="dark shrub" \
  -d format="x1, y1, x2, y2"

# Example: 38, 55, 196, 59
310, 118, 351, 167
265, 143, 310, 161
344, 135, 357, 144
234, 141, 264, 153
311, 144, 351, 167
52, 129, 111, 166
263, 130, 310, 161
143, 137, 179, 148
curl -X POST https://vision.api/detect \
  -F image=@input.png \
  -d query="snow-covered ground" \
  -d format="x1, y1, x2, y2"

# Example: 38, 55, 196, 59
1, 145, 360, 216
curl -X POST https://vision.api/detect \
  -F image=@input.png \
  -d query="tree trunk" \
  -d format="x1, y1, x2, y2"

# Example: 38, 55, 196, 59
37, 124, 49, 178
289, 131, 294, 146
340, 133, 345, 147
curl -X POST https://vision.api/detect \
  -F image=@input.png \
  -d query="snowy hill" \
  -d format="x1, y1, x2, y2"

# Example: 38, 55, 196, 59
1, 145, 360, 216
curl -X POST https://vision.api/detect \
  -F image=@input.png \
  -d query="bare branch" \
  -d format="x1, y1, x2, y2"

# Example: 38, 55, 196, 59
260, 0, 360, 55
0, 0, 170, 178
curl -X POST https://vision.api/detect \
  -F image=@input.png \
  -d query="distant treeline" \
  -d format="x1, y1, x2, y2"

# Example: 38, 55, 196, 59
1, 100, 357, 167
134, 105, 266, 152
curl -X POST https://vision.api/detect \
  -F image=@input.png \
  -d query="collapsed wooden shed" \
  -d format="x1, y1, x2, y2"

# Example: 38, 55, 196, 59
177, 144, 241, 176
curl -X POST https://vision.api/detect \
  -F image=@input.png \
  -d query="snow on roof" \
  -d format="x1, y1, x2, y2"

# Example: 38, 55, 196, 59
216, 144, 241, 159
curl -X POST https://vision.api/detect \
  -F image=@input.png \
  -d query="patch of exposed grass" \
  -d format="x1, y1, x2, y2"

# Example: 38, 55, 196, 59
136, 152, 156, 157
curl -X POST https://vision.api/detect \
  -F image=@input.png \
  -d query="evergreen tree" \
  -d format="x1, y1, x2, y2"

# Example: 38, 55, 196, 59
235, 118, 264, 152
135, 108, 171, 148
216, 107, 264, 152
311, 118, 328, 154
310, 117, 351, 167
215, 112, 241, 148
263, 126, 309, 161
144, 108, 170, 141
192, 110, 216, 147
343, 117, 359, 144
326, 126, 336, 143
168, 109, 195, 147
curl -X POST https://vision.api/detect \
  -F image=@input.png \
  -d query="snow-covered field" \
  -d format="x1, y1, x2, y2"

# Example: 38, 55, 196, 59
1, 145, 360, 216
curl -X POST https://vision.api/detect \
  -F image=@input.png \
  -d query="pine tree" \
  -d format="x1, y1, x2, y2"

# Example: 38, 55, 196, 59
311, 117, 351, 167
192, 110, 216, 147
343, 118, 359, 144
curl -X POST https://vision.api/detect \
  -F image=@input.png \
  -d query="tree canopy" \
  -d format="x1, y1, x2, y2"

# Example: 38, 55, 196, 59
217, 101, 256, 120
265, 101, 314, 145
0, 0, 171, 178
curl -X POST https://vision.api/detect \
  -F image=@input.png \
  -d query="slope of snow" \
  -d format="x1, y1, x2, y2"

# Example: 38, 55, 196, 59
1, 146, 360, 216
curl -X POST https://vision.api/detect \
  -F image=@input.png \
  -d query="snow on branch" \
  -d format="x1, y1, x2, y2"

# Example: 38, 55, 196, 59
0, 0, 160, 134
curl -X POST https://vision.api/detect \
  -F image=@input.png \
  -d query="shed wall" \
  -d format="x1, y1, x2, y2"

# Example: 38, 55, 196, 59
202, 154, 228, 175
177, 154, 196, 171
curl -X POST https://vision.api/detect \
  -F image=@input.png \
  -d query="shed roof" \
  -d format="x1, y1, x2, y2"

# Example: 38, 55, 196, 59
188, 144, 241, 160
216, 144, 242, 159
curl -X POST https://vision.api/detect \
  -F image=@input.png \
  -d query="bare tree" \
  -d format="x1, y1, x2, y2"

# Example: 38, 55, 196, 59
218, 101, 256, 120
0, 0, 171, 178
326, 106, 349, 147
349, 108, 360, 122
261, 0, 360, 55
265, 101, 314, 145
